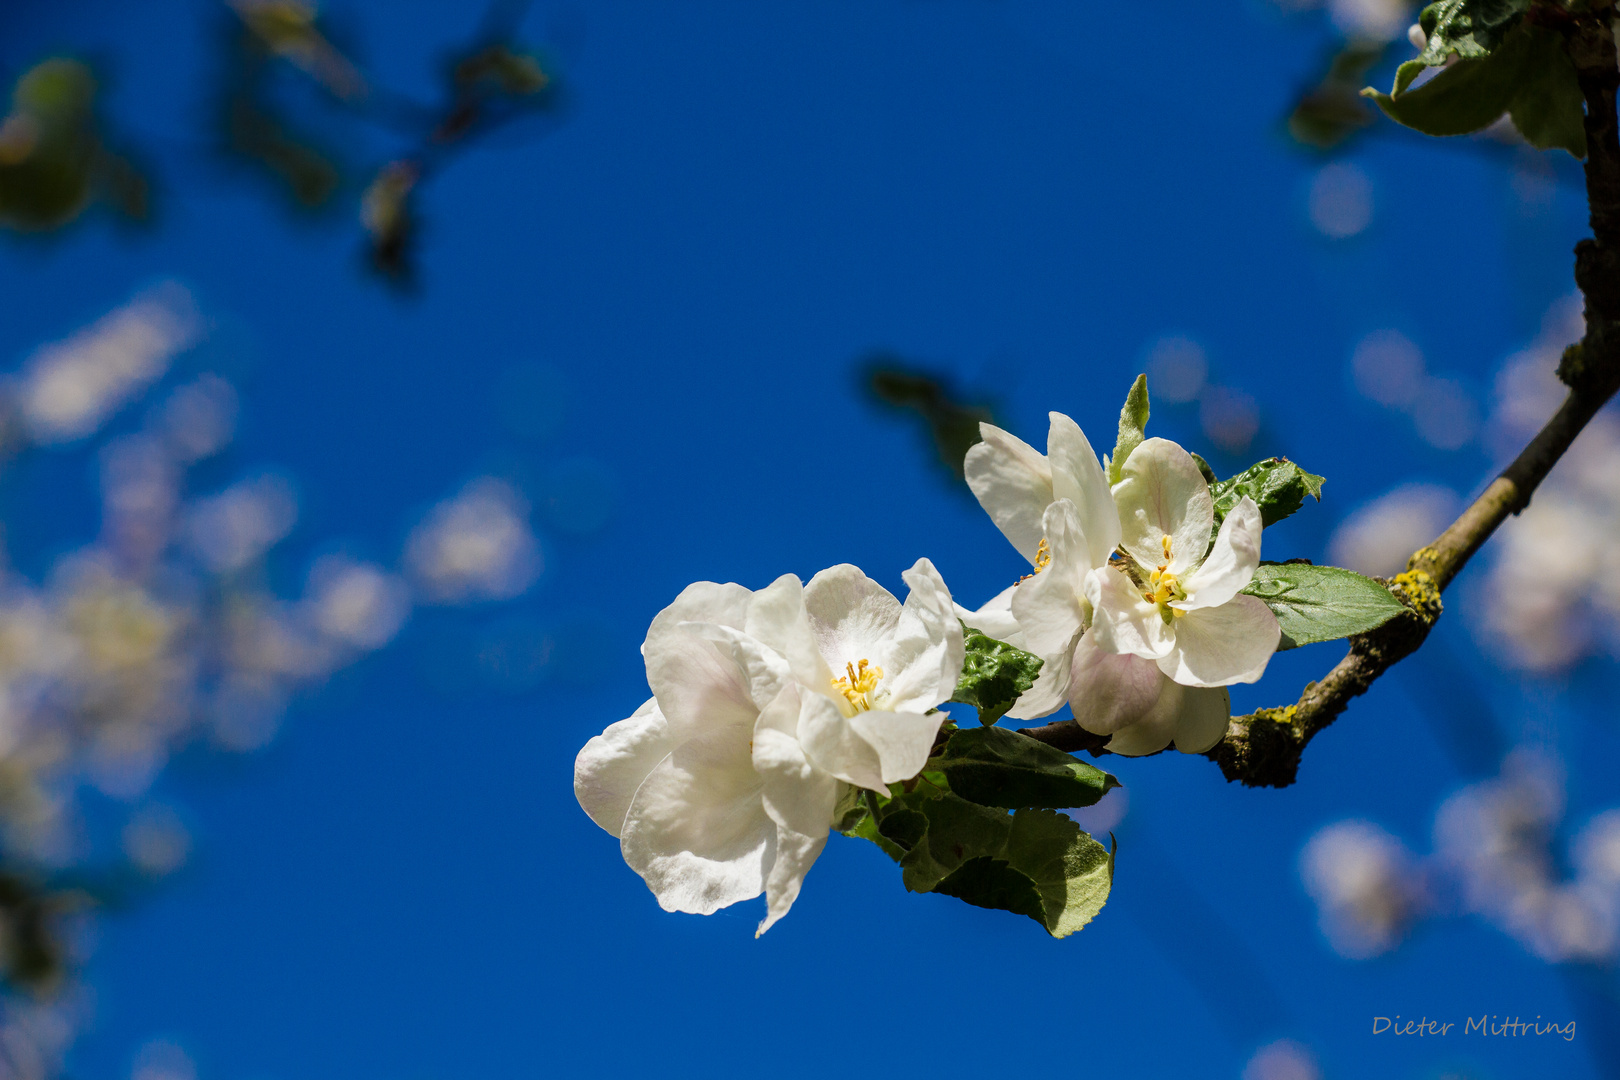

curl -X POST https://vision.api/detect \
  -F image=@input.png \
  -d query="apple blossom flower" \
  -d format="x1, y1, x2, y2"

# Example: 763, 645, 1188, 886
1089, 436, 1281, 688
574, 560, 963, 935
965, 414, 1230, 755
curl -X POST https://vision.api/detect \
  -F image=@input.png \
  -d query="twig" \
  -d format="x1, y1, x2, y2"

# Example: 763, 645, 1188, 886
1020, 6, 1620, 787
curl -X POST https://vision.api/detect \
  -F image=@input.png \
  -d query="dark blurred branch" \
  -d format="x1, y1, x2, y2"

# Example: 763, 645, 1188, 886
863, 356, 996, 483
1024, 7, 1620, 787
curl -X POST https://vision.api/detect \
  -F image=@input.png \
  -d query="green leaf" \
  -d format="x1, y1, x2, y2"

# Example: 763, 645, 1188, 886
1363, 22, 1585, 158
1242, 563, 1408, 649
950, 625, 1043, 726
862, 785, 1113, 937
1108, 374, 1150, 484
931, 726, 1119, 810
1508, 29, 1587, 156
1209, 458, 1325, 529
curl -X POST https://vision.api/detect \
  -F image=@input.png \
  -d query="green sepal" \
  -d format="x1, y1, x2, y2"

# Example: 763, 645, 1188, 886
950, 624, 1043, 726
1209, 458, 1325, 530
1242, 562, 1408, 649
1363, 21, 1585, 158
860, 782, 1114, 938
1189, 451, 1219, 487
1108, 374, 1151, 484
931, 725, 1119, 810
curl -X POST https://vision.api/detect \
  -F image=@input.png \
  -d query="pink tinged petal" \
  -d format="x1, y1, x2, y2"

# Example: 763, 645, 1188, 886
1004, 630, 1075, 721
1086, 565, 1174, 660
954, 584, 1023, 647
745, 573, 832, 693
1113, 437, 1216, 574
1067, 635, 1172, 736
1046, 412, 1120, 570
797, 692, 887, 793
1178, 496, 1262, 611
1102, 702, 1182, 756
1156, 594, 1281, 687
803, 564, 904, 680
619, 724, 770, 915
756, 827, 830, 937
575, 697, 672, 838
1009, 500, 1090, 660
1171, 686, 1231, 754
847, 707, 949, 784
964, 422, 1055, 565
645, 582, 757, 743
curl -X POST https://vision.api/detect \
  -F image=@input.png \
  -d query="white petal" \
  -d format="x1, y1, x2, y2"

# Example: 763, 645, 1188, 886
757, 826, 829, 937
803, 564, 903, 684
644, 582, 757, 744
1008, 500, 1090, 660
1156, 595, 1281, 687
965, 422, 1054, 565
620, 723, 770, 915
1178, 496, 1262, 611
954, 584, 1024, 647
1113, 437, 1215, 574
1047, 412, 1120, 570
1086, 565, 1174, 659
796, 693, 945, 791
1067, 634, 1172, 736
692, 622, 793, 709
745, 573, 832, 693
750, 685, 839, 934
797, 691, 887, 793
849, 707, 949, 784
1004, 628, 1076, 720
1171, 686, 1231, 754
752, 685, 840, 839
878, 558, 965, 712
575, 697, 671, 838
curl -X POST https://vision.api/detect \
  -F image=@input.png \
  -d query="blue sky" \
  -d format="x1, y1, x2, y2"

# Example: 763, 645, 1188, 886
1, 1, 1613, 1077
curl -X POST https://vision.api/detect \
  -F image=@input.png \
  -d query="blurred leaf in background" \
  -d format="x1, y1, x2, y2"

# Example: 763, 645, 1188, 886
0, 57, 147, 231
862, 354, 997, 486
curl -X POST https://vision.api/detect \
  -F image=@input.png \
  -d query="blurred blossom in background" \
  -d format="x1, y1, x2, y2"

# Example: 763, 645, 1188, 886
1349, 329, 1481, 451
1328, 483, 1460, 578
1242, 1039, 1323, 1080
404, 478, 542, 604
1301, 820, 1427, 958
1473, 297, 1620, 672
1308, 163, 1374, 240
0, 283, 548, 1065
1142, 334, 1262, 455
1302, 750, 1620, 966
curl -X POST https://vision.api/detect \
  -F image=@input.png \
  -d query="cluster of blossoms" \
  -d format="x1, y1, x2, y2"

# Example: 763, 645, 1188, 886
1301, 749, 1620, 964
578, 393, 1290, 933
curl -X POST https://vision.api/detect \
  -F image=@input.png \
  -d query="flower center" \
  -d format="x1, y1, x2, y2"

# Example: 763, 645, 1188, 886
1143, 536, 1185, 617
833, 659, 884, 712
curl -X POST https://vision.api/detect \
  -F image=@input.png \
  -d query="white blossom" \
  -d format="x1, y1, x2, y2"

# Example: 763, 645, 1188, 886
575, 561, 962, 935
963, 414, 1231, 755
1090, 436, 1280, 688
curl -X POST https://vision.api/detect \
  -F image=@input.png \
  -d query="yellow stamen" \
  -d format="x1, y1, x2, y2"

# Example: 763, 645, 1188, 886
1016, 537, 1052, 584
832, 658, 884, 712
1161, 535, 1173, 561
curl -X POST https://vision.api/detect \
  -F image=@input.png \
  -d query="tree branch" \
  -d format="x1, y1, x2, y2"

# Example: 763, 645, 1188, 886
1020, 10, 1620, 786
